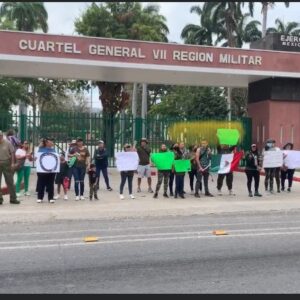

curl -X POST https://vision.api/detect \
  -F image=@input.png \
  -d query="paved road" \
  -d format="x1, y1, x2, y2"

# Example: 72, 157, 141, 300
1, 212, 300, 293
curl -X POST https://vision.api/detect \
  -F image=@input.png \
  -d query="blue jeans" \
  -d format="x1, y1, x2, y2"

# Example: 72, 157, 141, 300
96, 166, 110, 189
72, 166, 86, 196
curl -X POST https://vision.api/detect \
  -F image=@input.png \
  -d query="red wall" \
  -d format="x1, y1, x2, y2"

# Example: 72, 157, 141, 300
248, 100, 300, 150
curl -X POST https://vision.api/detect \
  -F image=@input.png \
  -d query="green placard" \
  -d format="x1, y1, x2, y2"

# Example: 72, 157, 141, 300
174, 159, 191, 172
151, 152, 174, 170
217, 128, 240, 146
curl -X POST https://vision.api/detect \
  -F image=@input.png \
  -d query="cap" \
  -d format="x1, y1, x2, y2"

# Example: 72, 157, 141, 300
70, 139, 77, 144
140, 137, 148, 143
76, 137, 83, 142
98, 140, 104, 144
251, 144, 257, 147
266, 139, 275, 143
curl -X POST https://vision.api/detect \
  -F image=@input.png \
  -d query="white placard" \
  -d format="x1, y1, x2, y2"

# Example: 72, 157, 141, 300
115, 152, 139, 171
283, 150, 300, 169
263, 150, 283, 168
36, 151, 60, 173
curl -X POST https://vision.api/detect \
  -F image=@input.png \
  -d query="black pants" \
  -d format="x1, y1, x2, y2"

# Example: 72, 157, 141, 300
175, 173, 185, 196
96, 166, 110, 189
120, 171, 134, 194
281, 169, 295, 189
196, 170, 209, 194
245, 169, 260, 193
37, 172, 56, 201
169, 172, 175, 194
275, 167, 281, 191
188, 169, 199, 192
217, 172, 233, 190
264, 168, 275, 191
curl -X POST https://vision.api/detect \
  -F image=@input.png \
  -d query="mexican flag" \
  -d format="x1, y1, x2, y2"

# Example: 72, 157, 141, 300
211, 152, 243, 174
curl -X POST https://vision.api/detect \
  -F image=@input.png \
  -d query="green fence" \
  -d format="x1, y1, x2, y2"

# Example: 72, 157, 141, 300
0, 110, 252, 167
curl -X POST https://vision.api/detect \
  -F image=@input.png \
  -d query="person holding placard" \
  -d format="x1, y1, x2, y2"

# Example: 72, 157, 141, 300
263, 139, 282, 194
195, 140, 214, 197
174, 142, 189, 199
245, 144, 263, 197
281, 142, 295, 192
118, 143, 137, 200
216, 144, 237, 196
152, 144, 173, 199
36, 137, 58, 203
69, 137, 90, 201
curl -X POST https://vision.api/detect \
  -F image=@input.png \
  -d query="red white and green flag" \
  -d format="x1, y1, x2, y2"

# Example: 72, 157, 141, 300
211, 152, 243, 174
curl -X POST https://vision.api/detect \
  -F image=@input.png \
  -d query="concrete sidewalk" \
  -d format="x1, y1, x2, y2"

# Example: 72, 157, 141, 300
1, 168, 300, 224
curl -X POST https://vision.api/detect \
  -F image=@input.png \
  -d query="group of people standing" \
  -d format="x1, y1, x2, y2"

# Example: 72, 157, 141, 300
0, 128, 297, 205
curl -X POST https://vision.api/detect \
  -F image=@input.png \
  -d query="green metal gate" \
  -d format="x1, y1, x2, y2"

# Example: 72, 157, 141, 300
0, 110, 252, 167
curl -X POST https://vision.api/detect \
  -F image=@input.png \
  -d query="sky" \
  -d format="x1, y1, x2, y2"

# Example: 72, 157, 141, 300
2, 2, 300, 110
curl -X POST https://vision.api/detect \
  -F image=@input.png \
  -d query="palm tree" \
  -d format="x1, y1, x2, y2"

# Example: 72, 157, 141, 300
266, 18, 300, 35
0, 2, 48, 32
261, 2, 289, 38
203, 2, 254, 48
236, 14, 262, 47
181, 5, 215, 46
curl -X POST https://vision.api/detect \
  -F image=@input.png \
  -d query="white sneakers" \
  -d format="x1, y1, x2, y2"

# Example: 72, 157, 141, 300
64, 195, 68, 200
75, 196, 80, 201
24, 192, 31, 196
120, 194, 135, 199
49, 199, 55, 204
54, 195, 60, 200
36, 199, 42, 203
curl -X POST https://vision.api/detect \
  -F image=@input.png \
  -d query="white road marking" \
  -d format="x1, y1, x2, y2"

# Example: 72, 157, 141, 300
2, 219, 300, 237
1, 228, 300, 250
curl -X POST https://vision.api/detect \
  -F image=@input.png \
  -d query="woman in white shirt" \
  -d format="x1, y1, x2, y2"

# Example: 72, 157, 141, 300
15, 140, 33, 197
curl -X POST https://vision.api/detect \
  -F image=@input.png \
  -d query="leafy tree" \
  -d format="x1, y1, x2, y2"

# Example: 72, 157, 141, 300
266, 18, 300, 35
0, 2, 48, 32
0, 78, 29, 110
74, 2, 169, 116
149, 86, 228, 119
261, 2, 289, 38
